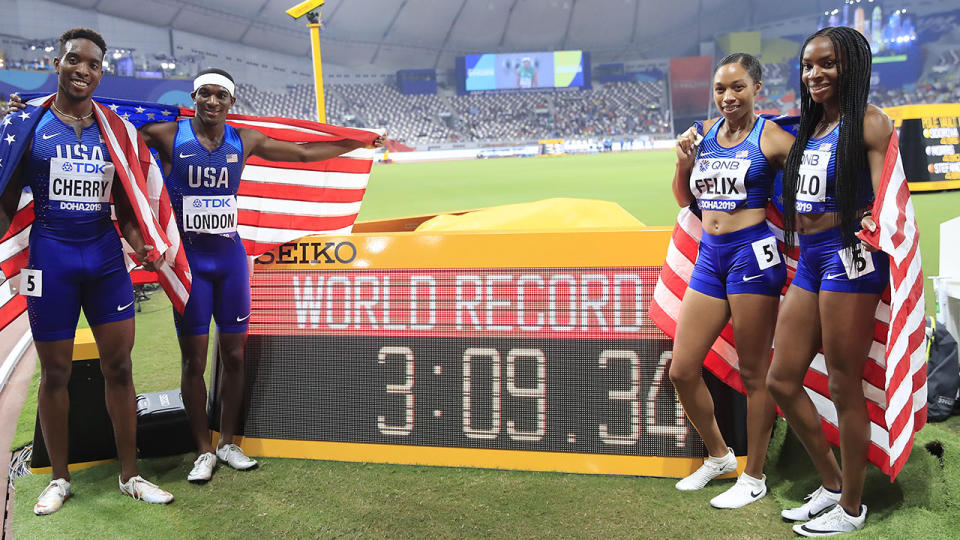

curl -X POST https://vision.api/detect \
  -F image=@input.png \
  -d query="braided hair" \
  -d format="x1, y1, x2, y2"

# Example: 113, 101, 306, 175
781, 26, 872, 248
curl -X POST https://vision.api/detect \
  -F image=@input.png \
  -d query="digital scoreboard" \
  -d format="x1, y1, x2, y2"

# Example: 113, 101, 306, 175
887, 103, 960, 192
224, 221, 746, 477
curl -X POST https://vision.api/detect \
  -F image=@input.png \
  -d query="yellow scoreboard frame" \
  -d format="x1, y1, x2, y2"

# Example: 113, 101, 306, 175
220, 215, 747, 479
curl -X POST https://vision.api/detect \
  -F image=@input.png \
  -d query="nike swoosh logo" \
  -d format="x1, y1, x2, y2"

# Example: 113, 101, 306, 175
236, 314, 250, 322
42, 133, 58, 140
824, 273, 846, 280
179, 152, 197, 158
742, 274, 764, 282
750, 489, 763, 498
117, 300, 135, 311
700, 151, 716, 156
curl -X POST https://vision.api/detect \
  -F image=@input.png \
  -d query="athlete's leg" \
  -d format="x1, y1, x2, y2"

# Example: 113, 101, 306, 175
819, 290, 880, 514
727, 293, 779, 478
90, 318, 139, 482
34, 339, 75, 482
767, 285, 841, 491
215, 331, 248, 447
669, 288, 732, 458
179, 333, 214, 454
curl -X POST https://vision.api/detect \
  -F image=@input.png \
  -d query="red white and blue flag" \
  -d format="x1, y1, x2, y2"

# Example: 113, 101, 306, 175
650, 131, 926, 480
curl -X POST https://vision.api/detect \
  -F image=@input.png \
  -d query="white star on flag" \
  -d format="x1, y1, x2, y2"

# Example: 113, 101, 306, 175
121, 113, 131, 120
109, 103, 119, 111
17, 111, 30, 121
134, 106, 145, 113
146, 113, 155, 120
4, 134, 15, 144
2, 117, 10, 127
161, 110, 173, 116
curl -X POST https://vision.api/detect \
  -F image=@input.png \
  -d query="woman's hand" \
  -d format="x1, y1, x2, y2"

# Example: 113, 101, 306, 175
675, 126, 699, 171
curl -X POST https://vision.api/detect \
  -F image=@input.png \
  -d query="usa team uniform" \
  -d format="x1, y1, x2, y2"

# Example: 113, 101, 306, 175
791, 124, 888, 294
687, 117, 786, 299
22, 110, 134, 341
166, 119, 250, 336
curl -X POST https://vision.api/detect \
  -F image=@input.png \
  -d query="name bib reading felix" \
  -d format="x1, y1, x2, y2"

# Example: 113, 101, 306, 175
183, 195, 238, 234
690, 158, 750, 211
48, 157, 114, 212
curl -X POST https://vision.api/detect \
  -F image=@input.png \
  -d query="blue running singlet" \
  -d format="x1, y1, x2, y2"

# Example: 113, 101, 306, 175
691, 117, 774, 212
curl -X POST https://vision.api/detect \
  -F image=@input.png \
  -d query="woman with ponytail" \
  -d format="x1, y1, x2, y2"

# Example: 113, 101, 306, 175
766, 26, 894, 537
669, 53, 794, 509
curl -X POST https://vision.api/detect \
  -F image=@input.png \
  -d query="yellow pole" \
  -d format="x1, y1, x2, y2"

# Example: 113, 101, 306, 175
308, 21, 326, 123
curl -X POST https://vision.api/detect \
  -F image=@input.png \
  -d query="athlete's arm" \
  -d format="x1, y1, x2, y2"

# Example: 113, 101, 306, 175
759, 121, 795, 170
138, 121, 178, 176
240, 127, 384, 163
112, 177, 163, 272
858, 105, 894, 247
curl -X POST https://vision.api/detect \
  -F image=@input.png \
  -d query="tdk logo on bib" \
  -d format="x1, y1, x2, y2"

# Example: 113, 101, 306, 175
62, 161, 108, 175
183, 195, 238, 234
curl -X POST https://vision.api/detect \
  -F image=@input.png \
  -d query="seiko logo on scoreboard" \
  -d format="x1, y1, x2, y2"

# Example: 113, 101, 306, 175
255, 241, 357, 265
250, 268, 665, 340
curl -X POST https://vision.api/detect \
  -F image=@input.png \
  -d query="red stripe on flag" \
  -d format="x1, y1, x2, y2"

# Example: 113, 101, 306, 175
237, 210, 358, 231
0, 295, 26, 330
237, 182, 366, 204
244, 156, 373, 174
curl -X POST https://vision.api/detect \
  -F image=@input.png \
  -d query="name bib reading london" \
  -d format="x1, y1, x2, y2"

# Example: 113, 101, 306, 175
796, 150, 830, 213
48, 157, 114, 212
690, 158, 750, 211
183, 195, 238, 234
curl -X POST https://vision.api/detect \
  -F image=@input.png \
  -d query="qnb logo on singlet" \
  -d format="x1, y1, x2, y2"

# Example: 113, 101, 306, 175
188, 165, 230, 188
796, 150, 830, 213
48, 157, 114, 212
183, 195, 238, 234
690, 158, 750, 211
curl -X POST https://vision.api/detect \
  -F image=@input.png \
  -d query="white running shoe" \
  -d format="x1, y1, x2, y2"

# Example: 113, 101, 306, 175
675, 447, 738, 491
33, 478, 71, 515
216, 443, 258, 470
781, 485, 842, 522
118, 475, 174, 504
793, 504, 866, 537
187, 452, 217, 482
709, 473, 766, 509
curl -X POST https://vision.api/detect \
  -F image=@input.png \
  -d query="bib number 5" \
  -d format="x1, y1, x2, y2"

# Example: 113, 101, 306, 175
20, 269, 42, 297
751, 236, 781, 270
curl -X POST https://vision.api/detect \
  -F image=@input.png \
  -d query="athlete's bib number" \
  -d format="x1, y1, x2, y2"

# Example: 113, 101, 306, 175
796, 150, 829, 213
838, 244, 876, 279
690, 158, 750, 211
751, 235, 781, 270
48, 157, 114, 212
20, 269, 42, 297
183, 195, 238, 234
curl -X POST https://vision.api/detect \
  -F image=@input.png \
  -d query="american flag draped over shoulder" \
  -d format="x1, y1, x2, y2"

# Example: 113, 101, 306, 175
0, 94, 191, 339
650, 130, 926, 480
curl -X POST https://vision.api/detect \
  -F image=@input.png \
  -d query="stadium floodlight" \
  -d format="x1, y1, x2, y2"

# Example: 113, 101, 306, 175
285, 0, 325, 20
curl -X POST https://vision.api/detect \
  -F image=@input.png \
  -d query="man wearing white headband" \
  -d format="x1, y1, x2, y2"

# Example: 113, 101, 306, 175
138, 67, 384, 483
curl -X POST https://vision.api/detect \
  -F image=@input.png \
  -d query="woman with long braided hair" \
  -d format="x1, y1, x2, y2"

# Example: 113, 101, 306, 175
766, 26, 894, 536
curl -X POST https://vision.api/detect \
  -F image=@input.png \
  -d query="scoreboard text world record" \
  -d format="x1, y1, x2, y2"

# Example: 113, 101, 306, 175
228, 225, 747, 477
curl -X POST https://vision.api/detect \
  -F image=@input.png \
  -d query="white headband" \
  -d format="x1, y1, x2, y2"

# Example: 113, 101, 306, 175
193, 73, 235, 96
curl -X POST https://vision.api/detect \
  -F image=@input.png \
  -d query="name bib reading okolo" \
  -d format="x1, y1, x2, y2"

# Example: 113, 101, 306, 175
796, 150, 830, 213
48, 157, 114, 212
690, 158, 750, 211
183, 195, 238, 234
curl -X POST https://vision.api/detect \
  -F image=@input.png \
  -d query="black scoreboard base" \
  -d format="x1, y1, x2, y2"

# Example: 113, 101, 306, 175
136, 390, 195, 458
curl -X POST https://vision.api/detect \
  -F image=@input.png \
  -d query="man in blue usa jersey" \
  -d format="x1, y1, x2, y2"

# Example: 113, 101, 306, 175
139, 69, 383, 482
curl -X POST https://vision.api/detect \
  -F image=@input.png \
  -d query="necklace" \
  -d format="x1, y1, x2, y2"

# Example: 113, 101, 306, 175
51, 102, 94, 121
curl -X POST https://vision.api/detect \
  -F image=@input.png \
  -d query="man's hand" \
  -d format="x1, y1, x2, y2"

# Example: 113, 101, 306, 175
137, 245, 166, 272
5, 94, 26, 116
367, 130, 387, 149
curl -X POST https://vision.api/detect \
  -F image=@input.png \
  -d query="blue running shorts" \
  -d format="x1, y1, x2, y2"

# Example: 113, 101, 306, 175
688, 222, 787, 299
792, 226, 889, 294
173, 234, 251, 337
25, 227, 135, 342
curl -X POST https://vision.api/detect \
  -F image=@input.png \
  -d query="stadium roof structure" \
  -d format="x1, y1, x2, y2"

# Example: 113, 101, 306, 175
47, 0, 829, 67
